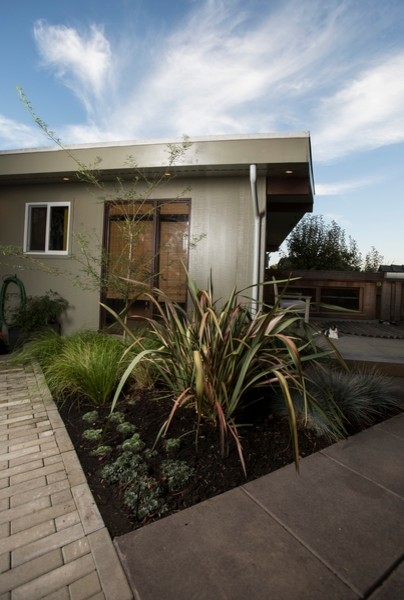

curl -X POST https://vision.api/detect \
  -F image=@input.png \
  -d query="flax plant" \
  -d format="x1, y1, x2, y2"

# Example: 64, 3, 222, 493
105, 275, 331, 474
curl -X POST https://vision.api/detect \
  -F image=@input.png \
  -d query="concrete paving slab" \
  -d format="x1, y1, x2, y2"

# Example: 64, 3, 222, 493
115, 486, 358, 600
316, 333, 404, 375
243, 452, 404, 598
368, 558, 404, 599
321, 415, 404, 497
376, 412, 404, 438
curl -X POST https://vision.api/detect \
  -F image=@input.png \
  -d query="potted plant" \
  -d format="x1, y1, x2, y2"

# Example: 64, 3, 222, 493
7, 290, 69, 350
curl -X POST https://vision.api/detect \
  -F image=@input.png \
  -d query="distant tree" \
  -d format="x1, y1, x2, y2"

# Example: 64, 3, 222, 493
363, 246, 384, 272
277, 215, 363, 271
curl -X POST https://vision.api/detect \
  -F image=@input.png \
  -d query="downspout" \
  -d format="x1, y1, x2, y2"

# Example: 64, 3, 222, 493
250, 165, 265, 313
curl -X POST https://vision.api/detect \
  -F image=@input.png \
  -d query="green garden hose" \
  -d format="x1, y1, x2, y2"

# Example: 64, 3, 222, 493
0, 275, 26, 326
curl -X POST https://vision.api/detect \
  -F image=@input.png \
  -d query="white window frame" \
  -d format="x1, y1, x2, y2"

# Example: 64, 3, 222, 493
24, 202, 71, 255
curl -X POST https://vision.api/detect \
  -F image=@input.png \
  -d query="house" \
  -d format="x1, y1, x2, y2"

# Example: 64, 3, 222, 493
0, 133, 314, 335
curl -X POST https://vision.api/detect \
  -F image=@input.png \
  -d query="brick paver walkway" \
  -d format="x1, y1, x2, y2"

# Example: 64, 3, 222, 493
0, 361, 132, 600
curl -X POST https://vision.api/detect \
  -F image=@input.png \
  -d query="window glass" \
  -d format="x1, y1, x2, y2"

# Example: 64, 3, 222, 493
28, 206, 47, 251
49, 206, 68, 251
25, 203, 70, 254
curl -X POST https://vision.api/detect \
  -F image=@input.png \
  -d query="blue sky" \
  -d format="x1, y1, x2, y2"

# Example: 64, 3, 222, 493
1, 0, 404, 265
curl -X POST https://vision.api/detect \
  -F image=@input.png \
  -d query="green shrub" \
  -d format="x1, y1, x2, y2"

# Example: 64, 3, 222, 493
101, 451, 148, 484
163, 438, 181, 455
123, 477, 167, 521
82, 410, 99, 424
43, 330, 135, 405
90, 445, 112, 457
160, 459, 195, 492
11, 290, 69, 332
105, 273, 331, 474
116, 421, 137, 436
82, 428, 103, 443
271, 364, 401, 439
11, 329, 136, 406
108, 411, 126, 424
121, 433, 146, 453
9, 329, 64, 370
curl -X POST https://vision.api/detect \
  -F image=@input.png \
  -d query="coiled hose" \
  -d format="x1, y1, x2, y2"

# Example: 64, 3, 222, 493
0, 275, 26, 327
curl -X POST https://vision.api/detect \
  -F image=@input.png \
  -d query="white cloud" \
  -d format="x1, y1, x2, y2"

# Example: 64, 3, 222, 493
314, 52, 404, 161
0, 115, 45, 149
112, 0, 351, 137
316, 175, 382, 196
33, 20, 113, 115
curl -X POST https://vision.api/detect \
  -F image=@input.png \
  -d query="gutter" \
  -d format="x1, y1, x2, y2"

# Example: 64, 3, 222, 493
250, 165, 265, 312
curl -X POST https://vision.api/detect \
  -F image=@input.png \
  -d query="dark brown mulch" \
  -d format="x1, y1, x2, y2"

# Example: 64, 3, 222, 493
58, 388, 398, 539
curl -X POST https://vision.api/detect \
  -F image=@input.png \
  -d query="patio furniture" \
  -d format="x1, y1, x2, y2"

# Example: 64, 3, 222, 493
272, 277, 311, 323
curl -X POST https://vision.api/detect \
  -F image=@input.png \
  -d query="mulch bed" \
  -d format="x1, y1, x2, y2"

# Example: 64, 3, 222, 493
58, 386, 400, 539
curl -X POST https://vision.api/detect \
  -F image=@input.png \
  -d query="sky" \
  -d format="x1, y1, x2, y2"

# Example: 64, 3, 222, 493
1, 0, 404, 265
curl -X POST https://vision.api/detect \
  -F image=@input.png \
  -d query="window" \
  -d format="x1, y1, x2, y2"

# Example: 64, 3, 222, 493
24, 203, 70, 255
320, 287, 360, 311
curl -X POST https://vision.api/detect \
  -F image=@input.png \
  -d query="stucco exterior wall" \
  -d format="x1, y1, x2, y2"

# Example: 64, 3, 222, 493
0, 173, 262, 334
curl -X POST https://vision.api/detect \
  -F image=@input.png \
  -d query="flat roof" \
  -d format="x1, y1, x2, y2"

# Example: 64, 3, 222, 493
0, 133, 314, 186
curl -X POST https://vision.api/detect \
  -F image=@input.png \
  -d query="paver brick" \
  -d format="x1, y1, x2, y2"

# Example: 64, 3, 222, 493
0, 458, 43, 481
10, 458, 64, 486
9, 442, 59, 468
0, 433, 41, 452
89, 528, 132, 600
0, 496, 50, 527
0, 475, 47, 502
2, 519, 55, 554
47, 470, 67, 485
11, 478, 69, 508
55, 428, 74, 452
44, 454, 62, 466
8, 434, 55, 453
72, 483, 103, 534
0, 549, 63, 595
69, 570, 102, 600
47, 409, 66, 430
0, 552, 10, 574
11, 552, 96, 600
2, 422, 50, 440
12, 522, 85, 567
0, 522, 9, 540
55, 510, 81, 532
62, 450, 86, 487
40, 587, 70, 600
11, 499, 76, 534
0, 444, 40, 463
5, 416, 49, 432
62, 537, 90, 564
0, 414, 36, 427
51, 488, 72, 506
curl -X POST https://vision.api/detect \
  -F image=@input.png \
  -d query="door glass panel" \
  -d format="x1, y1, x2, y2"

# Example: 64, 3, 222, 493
107, 217, 153, 299
158, 221, 188, 301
